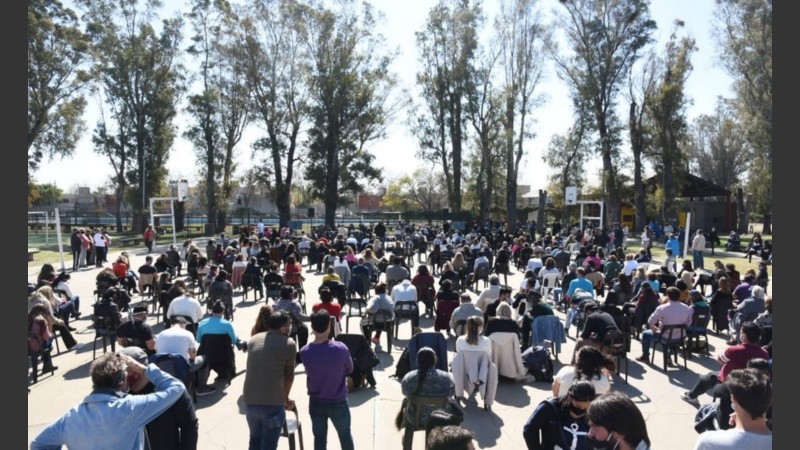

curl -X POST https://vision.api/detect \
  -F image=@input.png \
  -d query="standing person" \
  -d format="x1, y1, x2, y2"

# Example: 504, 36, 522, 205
693, 369, 772, 450
243, 311, 297, 450
78, 228, 92, 268
93, 228, 107, 267
299, 310, 355, 450
692, 229, 707, 270
30, 352, 185, 450
144, 224, 156, 253
522, 381, 597, 450
586, 392, 652, 450
70, 228, 81, 271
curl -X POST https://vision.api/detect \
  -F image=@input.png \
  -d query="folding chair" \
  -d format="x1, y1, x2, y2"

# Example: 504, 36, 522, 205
650, 324, 688, 371
394, 301, 419, 340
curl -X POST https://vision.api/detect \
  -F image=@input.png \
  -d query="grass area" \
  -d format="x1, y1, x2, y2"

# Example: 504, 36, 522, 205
629, 234, 770, 275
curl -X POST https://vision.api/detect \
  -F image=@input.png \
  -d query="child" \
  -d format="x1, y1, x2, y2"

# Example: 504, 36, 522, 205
664, 248, 677, 273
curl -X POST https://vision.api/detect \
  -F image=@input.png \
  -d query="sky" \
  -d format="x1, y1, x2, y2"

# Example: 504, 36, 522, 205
33, 0, 734, 201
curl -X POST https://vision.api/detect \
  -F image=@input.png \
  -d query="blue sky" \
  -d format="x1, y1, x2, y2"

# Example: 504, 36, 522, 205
33, 0, 733, 198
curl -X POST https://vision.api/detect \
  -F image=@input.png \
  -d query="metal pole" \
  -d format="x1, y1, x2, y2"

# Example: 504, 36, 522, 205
54, 208, 66, 272
170, 200, 177, 246
683, 212, 691, 261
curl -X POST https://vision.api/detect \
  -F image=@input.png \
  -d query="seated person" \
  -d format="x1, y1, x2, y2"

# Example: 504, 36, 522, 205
242, 257, 264, 299
483, 302, 522, 340
392, 278, 421, 334
101, 278, 132, 312
725, 231, 741, 251
571, 301, 619, 364
434, 279, 460, 333
363, 283, 395, 345
196, 301, 247, 379
154, 253, 175, 277
312, 287, 342, 321
117, 306, 156, 356
155, 315, 216, 396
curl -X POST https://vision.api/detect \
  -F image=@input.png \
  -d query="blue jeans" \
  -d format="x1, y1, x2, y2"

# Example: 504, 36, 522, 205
246, 404, 286, 450
565, 306, 578, 333
309, 400, 355, 450
693, 250, 704, 270
552, 288, 563, 306
640, 330, 668, 358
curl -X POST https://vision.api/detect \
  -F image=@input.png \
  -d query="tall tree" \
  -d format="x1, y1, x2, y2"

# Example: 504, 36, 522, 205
80, 0, 185, 231
645, 21, 696, 222
464, 47, 503, 221
551, 0, 656, 224
28, 0, 92, 174
543, 101, 591, 225
496, 0, 549, 231
91, 89, 133, 231
714, 0, 772, 233
239, 0, 309, 228
300, 0, 398, 227
625, 51, 656, 232
411, 0, 482, 213
185, 0, 250, 233
686, 97, 749, 191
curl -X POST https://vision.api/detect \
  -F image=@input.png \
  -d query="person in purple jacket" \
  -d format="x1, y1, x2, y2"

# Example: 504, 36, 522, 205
299, 309, 355, 450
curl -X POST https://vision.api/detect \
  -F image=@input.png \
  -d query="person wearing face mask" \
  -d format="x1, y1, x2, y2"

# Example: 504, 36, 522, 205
586, 392, 651, 450
522, 380, 596, 450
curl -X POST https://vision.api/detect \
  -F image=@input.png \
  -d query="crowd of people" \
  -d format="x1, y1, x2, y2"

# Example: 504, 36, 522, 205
29, 219, 773, 450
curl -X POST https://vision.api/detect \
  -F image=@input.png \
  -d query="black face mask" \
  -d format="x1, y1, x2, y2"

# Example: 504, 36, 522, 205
569, 403, 587, 417
586, 434, 619, 450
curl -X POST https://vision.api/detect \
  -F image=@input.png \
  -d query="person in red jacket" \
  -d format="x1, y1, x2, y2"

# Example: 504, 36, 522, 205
144, 224, 156, 253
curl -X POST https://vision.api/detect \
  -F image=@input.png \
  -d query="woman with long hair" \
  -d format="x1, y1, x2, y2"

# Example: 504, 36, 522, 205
51, 272, 82, 320
28, 304, 58, 373
455, 316, 491, 359
623, 282, 660, 334
36, 285, 79, 330
250, 304, 274, 336
553, 346, 615, 399
399, 347, 456, 431
434, 279, 460, 333
708, 276, 734, 333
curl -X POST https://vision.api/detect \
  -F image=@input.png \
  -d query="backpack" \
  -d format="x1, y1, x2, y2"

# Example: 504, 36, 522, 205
522, 345, 554, 382
392, 346, 412, 380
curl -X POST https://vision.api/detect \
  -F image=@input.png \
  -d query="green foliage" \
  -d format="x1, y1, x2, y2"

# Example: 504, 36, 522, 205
28, 0, 92, 173
714, 0, 772, 219
551, 0, 656, 222
80, 0, 186, 218
301, 0, 398, 225
410, 0, 483, 212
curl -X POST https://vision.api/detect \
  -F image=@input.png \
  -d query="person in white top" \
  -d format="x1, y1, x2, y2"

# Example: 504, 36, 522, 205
692, 229, 707, 270
392, 279, 420, 333
476, 275, 502, 313
155, 316, 215, 395
693, 368, 772, 450
622, 254, 639, 277
93, 229, 108, 267
455, 316, 491, 359
166, 292, 204, 324
552, 346, 614, 399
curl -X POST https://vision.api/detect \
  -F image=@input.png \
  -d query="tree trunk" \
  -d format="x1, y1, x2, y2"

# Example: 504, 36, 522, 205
762, 213, 771, 235
630, 102, 647, 232
277, 187, 291, 229
598, 119, 620, 224
536, 190, 547, 235
736, 187, 748, 234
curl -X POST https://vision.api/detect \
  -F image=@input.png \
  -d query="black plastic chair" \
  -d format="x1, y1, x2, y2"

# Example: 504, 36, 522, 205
650, 324, 688, 371
281, 406, 305, 450
688, 312, 711, 357
402, 395, 450, 450
198, 333, 236, 382
472, 266, 490, 290
601, 330, 630, 383
362, 310, 394, 353
394, 301, 419, 340
91, 314, 119, 360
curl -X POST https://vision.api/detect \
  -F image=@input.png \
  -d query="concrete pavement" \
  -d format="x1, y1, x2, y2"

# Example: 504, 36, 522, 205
28, 241, 739, 449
